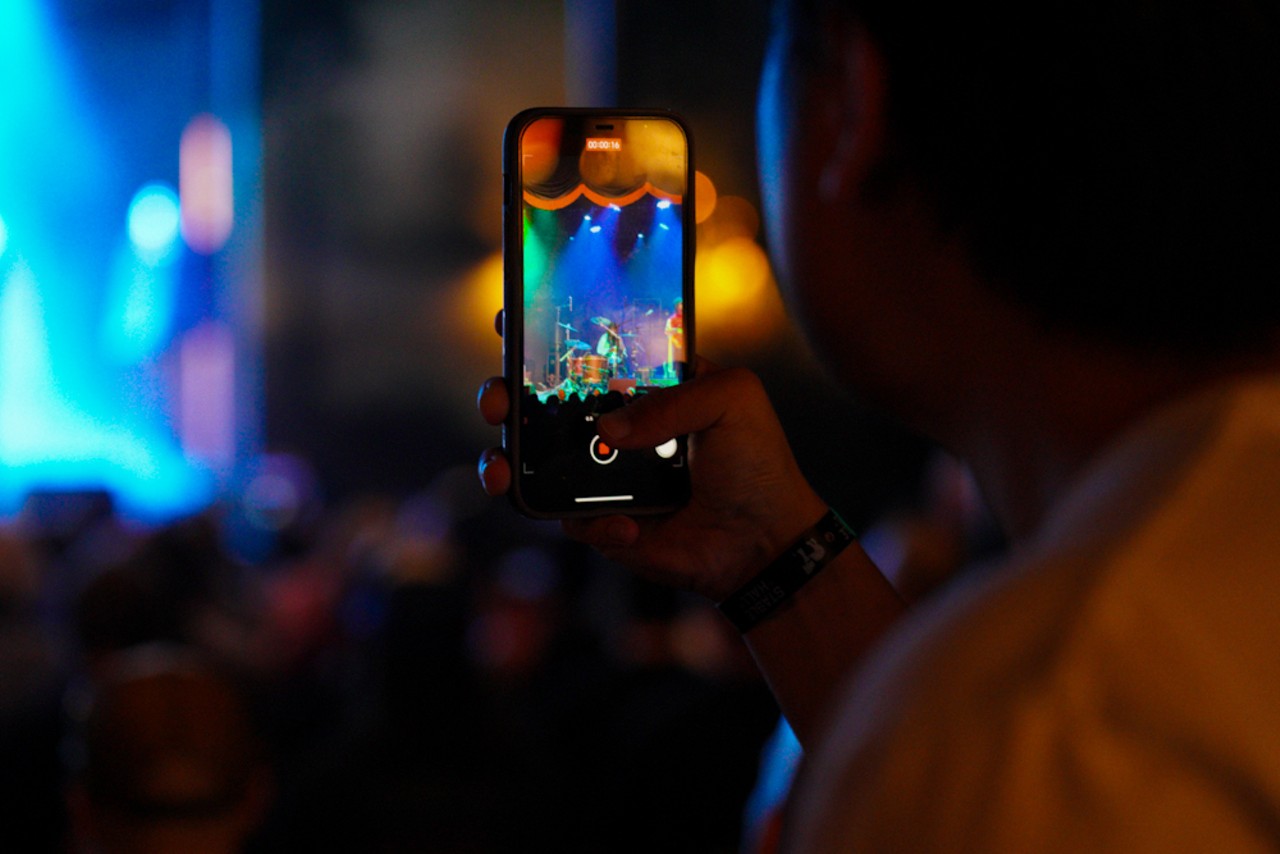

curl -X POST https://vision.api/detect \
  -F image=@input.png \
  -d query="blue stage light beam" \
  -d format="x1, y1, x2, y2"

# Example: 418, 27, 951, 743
551, 202, 626, 324
0, 0, 259, 522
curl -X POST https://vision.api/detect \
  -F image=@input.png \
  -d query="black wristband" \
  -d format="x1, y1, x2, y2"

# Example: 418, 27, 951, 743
717, 509, 857, 633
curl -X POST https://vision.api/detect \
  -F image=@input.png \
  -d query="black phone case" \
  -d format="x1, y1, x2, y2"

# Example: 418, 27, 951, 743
501, 107, 695, 519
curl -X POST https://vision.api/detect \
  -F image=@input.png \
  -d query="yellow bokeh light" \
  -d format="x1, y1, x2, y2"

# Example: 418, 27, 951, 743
697, 237, 768, 312
695, 171, 717, 224
695, 236, 787, 350
697, 194, 760, 246
455, 250, 504, 351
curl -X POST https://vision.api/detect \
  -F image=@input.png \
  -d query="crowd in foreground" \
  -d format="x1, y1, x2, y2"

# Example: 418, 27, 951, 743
0, 445, 986, 853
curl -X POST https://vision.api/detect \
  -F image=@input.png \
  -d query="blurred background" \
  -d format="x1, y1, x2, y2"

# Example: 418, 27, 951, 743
0, 1, 978, 851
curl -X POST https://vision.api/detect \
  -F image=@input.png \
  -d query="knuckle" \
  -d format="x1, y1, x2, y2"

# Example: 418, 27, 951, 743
718, 366, 765, 396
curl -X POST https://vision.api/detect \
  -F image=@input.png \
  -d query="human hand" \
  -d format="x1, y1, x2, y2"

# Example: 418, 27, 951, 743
477, 360, 827, 601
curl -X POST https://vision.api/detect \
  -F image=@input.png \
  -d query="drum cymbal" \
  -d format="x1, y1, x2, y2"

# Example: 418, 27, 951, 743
592, 316, 612, 327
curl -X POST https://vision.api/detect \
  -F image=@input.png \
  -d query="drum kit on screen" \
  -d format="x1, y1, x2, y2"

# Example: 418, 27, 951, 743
544, 315, 645, 401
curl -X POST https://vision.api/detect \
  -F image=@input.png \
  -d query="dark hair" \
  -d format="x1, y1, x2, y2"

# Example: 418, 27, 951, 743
785, 0, 1280, 353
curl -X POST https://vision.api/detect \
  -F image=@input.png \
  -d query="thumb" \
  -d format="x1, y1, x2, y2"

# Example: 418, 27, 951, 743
597, 361, 768, 449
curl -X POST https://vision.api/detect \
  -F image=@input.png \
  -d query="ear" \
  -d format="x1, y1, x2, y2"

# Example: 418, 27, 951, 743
818, 21, 890, 203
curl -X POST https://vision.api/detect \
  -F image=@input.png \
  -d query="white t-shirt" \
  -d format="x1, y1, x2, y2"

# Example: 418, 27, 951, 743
786, 375, 1280, 852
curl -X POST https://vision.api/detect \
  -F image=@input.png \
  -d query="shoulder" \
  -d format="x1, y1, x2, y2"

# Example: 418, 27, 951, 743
788, 376, 1280, 851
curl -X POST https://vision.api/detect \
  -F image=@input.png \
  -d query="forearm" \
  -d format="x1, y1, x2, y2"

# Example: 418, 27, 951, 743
742, 542, 905, 748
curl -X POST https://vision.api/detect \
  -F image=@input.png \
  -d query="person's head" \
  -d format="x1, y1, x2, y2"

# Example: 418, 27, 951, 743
759, 0, 1280, 400
66, 645, 272, 854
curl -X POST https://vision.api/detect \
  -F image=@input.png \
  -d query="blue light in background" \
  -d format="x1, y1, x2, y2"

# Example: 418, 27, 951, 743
107, 183, 182, 361
0, 0, 260, 523
0, 259, 210, 516
127, 182, 182, 262
102, 241, 179, 365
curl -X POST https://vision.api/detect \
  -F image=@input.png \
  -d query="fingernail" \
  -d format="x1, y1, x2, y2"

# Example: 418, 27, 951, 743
476, 377, 495, 410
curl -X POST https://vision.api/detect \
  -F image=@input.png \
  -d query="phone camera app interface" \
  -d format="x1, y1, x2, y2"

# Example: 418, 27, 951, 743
517, 115, 689, 511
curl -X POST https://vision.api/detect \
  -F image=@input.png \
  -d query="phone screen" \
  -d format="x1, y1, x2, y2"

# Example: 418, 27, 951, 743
504, 110, 693, 517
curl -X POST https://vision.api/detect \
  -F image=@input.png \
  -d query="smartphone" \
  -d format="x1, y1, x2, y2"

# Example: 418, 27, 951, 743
502, 108, 694, 518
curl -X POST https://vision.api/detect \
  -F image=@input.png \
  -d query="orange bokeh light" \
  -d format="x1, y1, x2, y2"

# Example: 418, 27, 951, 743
520, 117, 562, 185
694, 171, 717, 224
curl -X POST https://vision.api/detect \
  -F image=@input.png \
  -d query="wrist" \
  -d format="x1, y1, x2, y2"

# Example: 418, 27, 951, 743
718, 507, 858, 633
749, 490, 829, 573
702, 492, 827, 602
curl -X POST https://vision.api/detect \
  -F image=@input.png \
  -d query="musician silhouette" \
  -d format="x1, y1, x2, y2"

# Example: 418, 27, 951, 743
664, 299, 684, 379
595, 317, 628, 379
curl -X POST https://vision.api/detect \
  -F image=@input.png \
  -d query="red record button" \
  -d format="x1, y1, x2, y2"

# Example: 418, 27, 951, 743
590, 434, 619, 465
